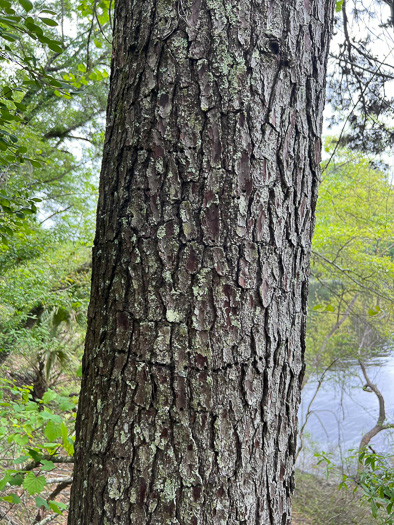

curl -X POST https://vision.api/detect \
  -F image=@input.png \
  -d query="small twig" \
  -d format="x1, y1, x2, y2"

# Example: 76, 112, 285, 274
297, 359, 338, 461
330, 53, 394, 80
24, 455, 74, 472
39, 206, 73, 225
86, 13, 95, 70
64, 135, 94, 143
93, 0, 112, 44
323, 14, 394, 174
26, 164, 82, 189
312, 250, 394, 303
47, 478, 73, 501
317, 294, 358, 358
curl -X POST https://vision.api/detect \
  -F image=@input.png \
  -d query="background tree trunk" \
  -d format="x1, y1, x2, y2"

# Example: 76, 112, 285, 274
69, 1, 335, 523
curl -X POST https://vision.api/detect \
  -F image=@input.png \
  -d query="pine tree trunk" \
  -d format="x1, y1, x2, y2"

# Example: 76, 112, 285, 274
69, 1, 335, 523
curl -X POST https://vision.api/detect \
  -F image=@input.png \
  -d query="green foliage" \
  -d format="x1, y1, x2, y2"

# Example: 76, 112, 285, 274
0, 188, 41, 245
314, 450, 394, 524
0, 233, 91, 394
306, 145, 394, 375
0, 0, 68, 162
0, 5, 107, 516
315, 451, 335, 480
314, 148, 394, 297
346, 450, 394, 524
0, 379, 76, 517
0, 156, 91, 518
0, 0, 112, 245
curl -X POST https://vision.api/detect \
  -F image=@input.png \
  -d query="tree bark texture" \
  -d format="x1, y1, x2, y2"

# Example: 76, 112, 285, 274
69, 1, 334, 523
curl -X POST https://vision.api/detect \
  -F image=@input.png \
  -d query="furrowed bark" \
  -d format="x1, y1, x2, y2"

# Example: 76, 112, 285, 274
69, 1, 335, 523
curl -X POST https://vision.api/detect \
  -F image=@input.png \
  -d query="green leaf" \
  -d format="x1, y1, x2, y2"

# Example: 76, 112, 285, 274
0, 0, 12, 9
9, 473, 24, 486
0, 473, 11, 491
1, 31, 18, 41
371, 499, 378, 518
49, 500, 67, 514
18, 0, 33, 12
14, 102, 26, 112
78, 63, 87, 72
2, 86, 13, 98
44, 420, 62, 442
39, 410, 61, 421
23, 472, 46, 495
61, 422, 74, 455
336, 0, 343, 12
59, 396, 74, 411
35, 496, 49, 509
47, 41, 63, 53
1, 493, 21, 504
24, 20, 44, 35
41, 459, 55, 471
39, 17, 58, 26
13, 454, 30, 464
27, 448, 42, 462
42, 390, 57, 403
13, 433, 29, 445
43, 443, 58, 449
0, 14, 21, 23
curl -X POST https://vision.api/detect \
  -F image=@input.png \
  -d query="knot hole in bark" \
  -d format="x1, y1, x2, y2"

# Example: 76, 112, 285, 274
268, 39, 280, 55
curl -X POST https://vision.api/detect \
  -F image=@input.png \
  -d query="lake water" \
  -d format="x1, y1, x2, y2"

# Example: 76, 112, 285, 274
297, 354, 394, 468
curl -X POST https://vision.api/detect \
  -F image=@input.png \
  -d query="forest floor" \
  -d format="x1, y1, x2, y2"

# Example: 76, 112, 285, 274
292, 471, 372, 525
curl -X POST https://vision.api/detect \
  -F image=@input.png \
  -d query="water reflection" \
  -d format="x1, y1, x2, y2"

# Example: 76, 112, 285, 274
297, 354, 394, 469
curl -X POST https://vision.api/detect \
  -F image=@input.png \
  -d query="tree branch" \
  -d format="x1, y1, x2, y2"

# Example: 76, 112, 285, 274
312, 250, 394, 302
